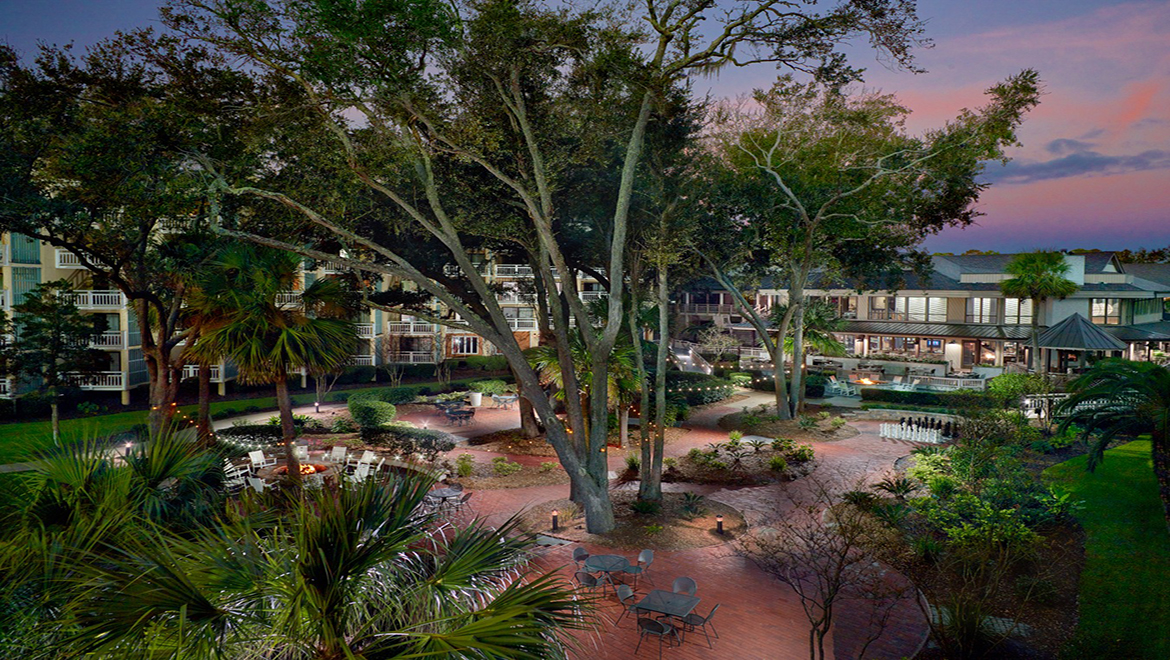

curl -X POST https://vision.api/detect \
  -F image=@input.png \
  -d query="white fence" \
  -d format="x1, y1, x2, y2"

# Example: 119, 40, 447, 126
55, 249, 85, 269
386, 351, 435, 364
350, 355, 375, 366
61, 290, 126, 309
68, 371, 125, 390
387, 322, 436, 335
182, 364, 224, 382
495, 265, 534, 277
880, 423, 947, 444
91, 331, 127, 349
356, 323, 375, 338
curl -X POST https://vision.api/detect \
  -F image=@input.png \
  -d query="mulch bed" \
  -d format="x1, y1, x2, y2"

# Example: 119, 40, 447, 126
450, 457, 571, 489
468, 427, 689, 456
719, 409, 860, 442
522, 490, 746, 551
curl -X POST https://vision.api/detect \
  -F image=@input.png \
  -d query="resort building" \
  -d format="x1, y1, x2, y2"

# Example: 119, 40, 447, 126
678, 252, 1170, 375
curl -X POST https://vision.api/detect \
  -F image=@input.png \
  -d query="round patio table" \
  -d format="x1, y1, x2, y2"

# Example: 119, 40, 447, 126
583, 554, 630, 594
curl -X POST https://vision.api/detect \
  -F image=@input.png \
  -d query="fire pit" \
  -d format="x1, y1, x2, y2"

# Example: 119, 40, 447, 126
857, 378, 877, 386
273, 463, 329, 476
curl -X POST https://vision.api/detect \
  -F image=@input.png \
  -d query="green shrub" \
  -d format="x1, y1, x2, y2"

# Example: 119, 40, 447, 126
796, 415, 818, 430
662, 371, 735, 405
829, 417, 846, 430
363, 425, 455, 462
728, 371, 752, 386
816, 411, 831, 421
872, 502, 910, 529
768, 455, 788, 472
860, 387, 996, 410
211, 407, 239, 421
746, 439, 767, 453
379, 386, 420, 405
463, 355, 508, 372
539, 461, 558, 473
771, 437, 794, 452
348, 396, 397, 429
708, 460, 728, 471
728, 430, 743, 443
329, 416, 358, 433
644, 524, 664, 535
266, 413, 313, 428
681, 492, 706, 517
927, 475, 959, 499
663, 457, 678, 469
787, 443, 815, 462
843, 490, 878, 509
625, 454, 641, 473
469, 379, 509, 395
455, 453, 475, 477
986, 372, 1045, 405
911, 535, 944, 563
875, 475, 917, 500
630, 499, 661, 515
491, 456, 523, 476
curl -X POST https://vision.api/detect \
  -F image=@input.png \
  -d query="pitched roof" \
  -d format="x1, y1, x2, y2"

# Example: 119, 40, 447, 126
1036, 313, 1127, 351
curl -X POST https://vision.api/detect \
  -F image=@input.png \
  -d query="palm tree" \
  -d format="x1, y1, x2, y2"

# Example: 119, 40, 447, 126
1000, 252, 1080, 372
62, 474, 589, 658
526, 330, 637, 441
774, 299, 846, 411
188, 245, 359, 476
1059, 359, 1170, 533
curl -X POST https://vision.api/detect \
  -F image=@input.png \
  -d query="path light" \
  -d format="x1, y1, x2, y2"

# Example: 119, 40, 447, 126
552, 509, 559, 532
716, 514, 724, 535
314, 401, 320, 413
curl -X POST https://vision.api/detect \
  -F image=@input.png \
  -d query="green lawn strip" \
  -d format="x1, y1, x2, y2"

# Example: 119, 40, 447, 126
1044, 440, 1170, 659
0, 375, 503, 464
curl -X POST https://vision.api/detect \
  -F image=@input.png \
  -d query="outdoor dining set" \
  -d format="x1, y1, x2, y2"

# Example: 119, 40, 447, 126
571, 547, 721, 657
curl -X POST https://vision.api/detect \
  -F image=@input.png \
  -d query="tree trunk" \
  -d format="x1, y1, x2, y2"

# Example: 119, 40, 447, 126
618, 405, 629, 448
1031, 296, 1042, 373
645, 267, 670, 502
274, 375, 301, 484
518, 392, 541, 439
790, 292, 806, 416
50, 393, 60, 446
196, 363, 213, 446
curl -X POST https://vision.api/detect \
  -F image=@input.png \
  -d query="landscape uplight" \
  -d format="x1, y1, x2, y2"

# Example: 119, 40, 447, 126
716, 514, 724, 535
552, 509, 559, 531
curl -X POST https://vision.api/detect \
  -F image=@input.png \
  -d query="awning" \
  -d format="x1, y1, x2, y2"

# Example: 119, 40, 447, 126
1036, 313, 1127, 351
837, 320, 1033, 341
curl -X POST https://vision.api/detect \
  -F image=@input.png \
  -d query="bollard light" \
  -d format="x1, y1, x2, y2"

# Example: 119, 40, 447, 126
552, 509, 559, 531
314, 401, 320, 413
716, 514, 724, 535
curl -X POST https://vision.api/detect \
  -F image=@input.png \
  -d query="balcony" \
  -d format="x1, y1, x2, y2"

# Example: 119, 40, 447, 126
55, 249, 86, 269
0, 378, 12, 398
0, 291, 7, 309
507, 317, 538, 331
386, 351, 436, 364
61, 290, 126, 309
580, 290, 608, 301
275, 292, 302, 307
356, 323, 375, 338
387, 322, 436, 335
91, 331, 128, 349
181, 364, 224, 382
322, 261, 347, 274
68, 371, 125, 390
495, 264, 534, 278
351, 354, 375, 366
679, 303, 734, 315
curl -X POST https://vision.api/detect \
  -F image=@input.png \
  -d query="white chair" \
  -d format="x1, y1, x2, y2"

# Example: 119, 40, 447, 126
248, 450, 277, 472
247, 477, 267, 494
907, 378, 922, 392
223, 462, 247, 493
348, 450, 376, 468
293, 445, 310, 461
348, 463, 371, 484
829, 376, 858, 397
329, 446, 348, 463
372, 457, 386, 474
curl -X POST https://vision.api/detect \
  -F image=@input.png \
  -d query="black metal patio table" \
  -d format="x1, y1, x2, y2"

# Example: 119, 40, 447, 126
583, 554, 629, 594
635, 589, 701, 641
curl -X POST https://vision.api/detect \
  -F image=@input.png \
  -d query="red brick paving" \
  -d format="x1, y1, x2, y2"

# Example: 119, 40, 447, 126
426, 393, 929, 659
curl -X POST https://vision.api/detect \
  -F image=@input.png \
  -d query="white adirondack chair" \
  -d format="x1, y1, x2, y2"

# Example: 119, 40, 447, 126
329, 446, 348, 464
248, 450, 277, 472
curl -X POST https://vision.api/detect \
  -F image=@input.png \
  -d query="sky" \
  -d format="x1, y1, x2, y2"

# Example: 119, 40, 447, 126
2, 0, 1168, 254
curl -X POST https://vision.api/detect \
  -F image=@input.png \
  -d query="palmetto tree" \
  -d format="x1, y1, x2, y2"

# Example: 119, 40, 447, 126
1000, 252, 1080, 372
775, 299, 847, 358
526, 331, 637, 440
188, 245, 359, 476
1059, 359, 1170, 533
62, 474, 587, 659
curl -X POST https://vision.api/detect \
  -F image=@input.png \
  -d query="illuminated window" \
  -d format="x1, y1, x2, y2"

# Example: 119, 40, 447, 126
1090, 298, 1122, 325
965, 298, 996, 323
451, 336, 480, 355
1003, 298, 1033, 325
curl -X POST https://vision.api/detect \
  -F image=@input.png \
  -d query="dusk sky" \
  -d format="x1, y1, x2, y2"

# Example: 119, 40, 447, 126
3, 0, 1168, 254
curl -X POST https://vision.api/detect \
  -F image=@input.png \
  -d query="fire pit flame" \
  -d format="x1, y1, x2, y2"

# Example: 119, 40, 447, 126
300, 464, 320, 475
858, 378, 876, 385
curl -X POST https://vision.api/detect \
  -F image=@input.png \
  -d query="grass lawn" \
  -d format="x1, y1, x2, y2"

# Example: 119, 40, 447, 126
0, 376, 498, 465
1044, 440, 1170, 659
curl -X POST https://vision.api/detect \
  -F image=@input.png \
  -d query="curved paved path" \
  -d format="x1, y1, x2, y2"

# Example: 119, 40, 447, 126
407, 391, 928, 660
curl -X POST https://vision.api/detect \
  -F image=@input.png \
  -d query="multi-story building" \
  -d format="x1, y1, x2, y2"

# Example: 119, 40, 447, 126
679, 253, 1170, 374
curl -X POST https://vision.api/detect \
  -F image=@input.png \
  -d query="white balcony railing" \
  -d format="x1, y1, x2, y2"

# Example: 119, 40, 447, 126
356, 323, 375, 338
495, 264, 534, 278
350, 354, 375, 366
181, 364, 224, 382
0, 378, 12, 398
91, 331, 127, 349
275, 292, 302, 307
387, 322, 436, 335
55, 249, 86, 269
61, 290, 126, 309
0, 291, 7, 309
386, 351, 436, 364
322, 261, 347, 274
679, 303, 734, 315
580, 290, 608, 301
68, 371, 125, 390
507, 317, 538, 331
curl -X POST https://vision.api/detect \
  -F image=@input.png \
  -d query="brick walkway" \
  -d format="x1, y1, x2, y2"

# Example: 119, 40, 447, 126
428, 391, 929, 659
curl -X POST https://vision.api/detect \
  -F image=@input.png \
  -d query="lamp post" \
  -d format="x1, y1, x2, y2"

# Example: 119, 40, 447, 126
716, 514, 724, 535
552, 509, 559, 532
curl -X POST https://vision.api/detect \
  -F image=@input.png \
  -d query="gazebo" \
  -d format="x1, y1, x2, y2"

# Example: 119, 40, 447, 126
1036, 312, 1127, 373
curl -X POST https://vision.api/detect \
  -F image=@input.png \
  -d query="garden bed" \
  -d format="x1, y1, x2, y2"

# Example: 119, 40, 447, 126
522, 490, 745, 551
449, 453, 570, 489
468, 427, 689, 455
718, 406, 860, 442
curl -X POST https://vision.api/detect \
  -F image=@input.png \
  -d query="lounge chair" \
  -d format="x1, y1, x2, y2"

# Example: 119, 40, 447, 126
246, 477, 267, 494
329, 446, 347, 463
248, 450, 276, 472
348, 450, 376, 468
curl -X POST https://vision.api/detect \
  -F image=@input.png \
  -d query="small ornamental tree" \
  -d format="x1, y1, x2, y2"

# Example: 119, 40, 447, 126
8, 281, 107, 443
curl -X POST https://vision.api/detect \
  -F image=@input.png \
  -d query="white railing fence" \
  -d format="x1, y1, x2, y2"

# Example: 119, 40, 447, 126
880, 423, 947, 444
387, 322, 436, 335
181, 364, 224, 382
386, 351, 435, 364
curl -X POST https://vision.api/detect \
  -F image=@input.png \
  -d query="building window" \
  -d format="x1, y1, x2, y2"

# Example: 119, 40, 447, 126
922, 338, 944, 354
450, 336, 480, 355
869, 296, 900, 321
1091, 298, 1122, 325
1003, 298, 1033, 325
965, 298, 996, 324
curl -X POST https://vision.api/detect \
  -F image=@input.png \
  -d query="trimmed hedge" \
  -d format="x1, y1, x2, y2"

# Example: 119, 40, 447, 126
664, 371, 735, 406
859, 387, 996, 409
347, 394, 398, 429
461, 355, 509, 372
469, 379, 509, 395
